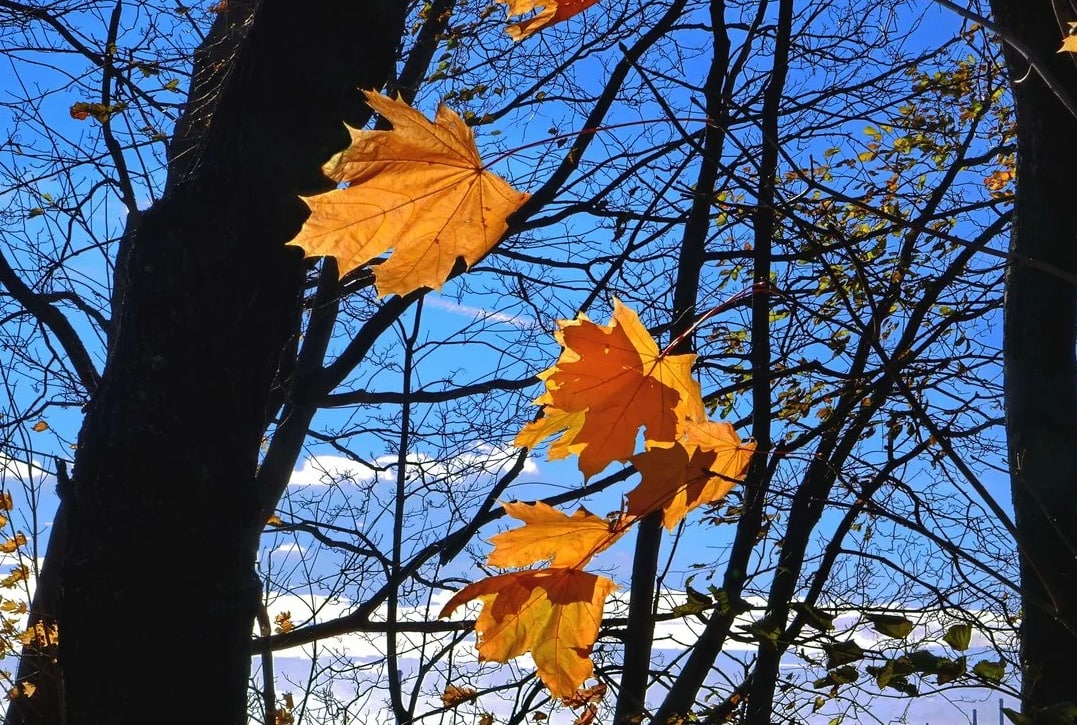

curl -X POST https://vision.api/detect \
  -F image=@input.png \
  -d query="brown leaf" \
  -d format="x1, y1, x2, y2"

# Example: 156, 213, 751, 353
273, 611, 294, 634
441, 684, 478, 708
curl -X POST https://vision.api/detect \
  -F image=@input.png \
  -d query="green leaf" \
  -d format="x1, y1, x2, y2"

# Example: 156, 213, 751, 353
791, 602, 836, 631
943, 623, 972, 651
812, 665, 859, 689
672, 585, 711, 618
865, 613, 914, 639
906, 649, 941, 672
822, 640, 864, 668
934, 656, 966, 685
745, 618, 782, 647
886, 676, 918, 697
972, 659, 1005, 683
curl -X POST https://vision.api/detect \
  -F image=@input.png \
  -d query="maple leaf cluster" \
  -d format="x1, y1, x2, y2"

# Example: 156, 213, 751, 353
441, 301, 755, 699
284, 2, 754, 707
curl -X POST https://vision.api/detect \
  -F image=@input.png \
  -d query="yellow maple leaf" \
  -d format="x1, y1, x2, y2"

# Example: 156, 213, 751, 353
0, 534, 26, 555
627, 420, 754, 531
515, 299, 705, 478
273, 611, 294, 634
440, 568, 615, 698
289, 92, 529, 298
487, 501, 624, 569
498, 0, 602, 40
1060, 26, 1077, 53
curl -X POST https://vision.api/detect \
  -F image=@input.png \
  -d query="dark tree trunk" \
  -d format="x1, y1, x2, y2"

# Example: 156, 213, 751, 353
50, 2, 406, 723
989, 0, 1077, 712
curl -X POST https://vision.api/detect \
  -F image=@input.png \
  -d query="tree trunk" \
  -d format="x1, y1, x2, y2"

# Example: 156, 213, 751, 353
989, 0, 1077, 712
54, 2, 406, 723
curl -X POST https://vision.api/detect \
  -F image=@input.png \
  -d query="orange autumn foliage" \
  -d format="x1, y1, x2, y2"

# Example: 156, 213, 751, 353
487, 501, 624, 569
514, 299, 705, 478
627, 420, 755, 531
440, 568, 615, 698
289, 92, 529, 297
437, 300, 753, 699
498, 0, 602, 40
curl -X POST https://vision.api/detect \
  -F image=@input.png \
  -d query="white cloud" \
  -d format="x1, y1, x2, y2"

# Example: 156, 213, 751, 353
288, 444, 536, 490
425, 294, 537, 329
288, 455, 379, 487
271, 542, 305, 557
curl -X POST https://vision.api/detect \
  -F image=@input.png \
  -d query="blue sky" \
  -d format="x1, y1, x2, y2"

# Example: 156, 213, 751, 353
0, 0, 1026, 722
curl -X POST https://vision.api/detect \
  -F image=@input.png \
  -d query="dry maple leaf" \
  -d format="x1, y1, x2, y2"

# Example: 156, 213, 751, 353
627, 420, 754, 531
487, 501, 624, 569
515, 299, 705, 478
288, 91, 529, 297
440, 568, 615, 698
562, 682, 607, 708
498, 0, 601, 40
440, 684, 478, 708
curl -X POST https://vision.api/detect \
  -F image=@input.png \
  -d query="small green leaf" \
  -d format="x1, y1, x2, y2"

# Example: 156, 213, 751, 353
822, 640, 864, 668
943, 623, 972, 651
907, 649, 941, 672
164, 78, 181, 91
791, 602, 836, 631
672, 585, 711, 618
745, 618, 781, 647
27, 208, 44, 219
813, 665, 859, 689
934, 656, 966, 685
865, 613, 914, 639
886, 676, 918, 697
972, 659, 1005, 683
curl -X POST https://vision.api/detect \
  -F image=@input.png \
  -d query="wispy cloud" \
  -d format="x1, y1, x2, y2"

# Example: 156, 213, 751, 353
425, 294, 537, 329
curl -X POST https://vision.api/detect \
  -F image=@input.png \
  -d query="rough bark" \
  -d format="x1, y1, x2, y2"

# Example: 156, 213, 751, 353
51, 2, 406, 723
989, 0, 1077, 712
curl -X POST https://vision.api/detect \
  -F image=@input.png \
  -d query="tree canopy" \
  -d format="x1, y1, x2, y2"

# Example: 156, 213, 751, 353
0, 0, 1059, 723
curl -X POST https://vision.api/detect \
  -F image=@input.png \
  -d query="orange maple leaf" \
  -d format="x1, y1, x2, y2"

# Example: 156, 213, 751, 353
440, 568, 615, 698
627, 420, 754, 531
288, 91, 529, 297
515, 299, 705, 478
498, 0, 601, 40
487, 501, 624, 569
